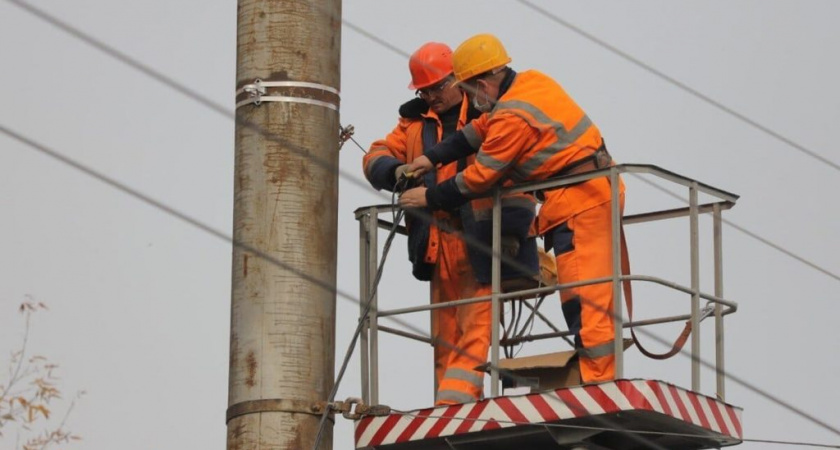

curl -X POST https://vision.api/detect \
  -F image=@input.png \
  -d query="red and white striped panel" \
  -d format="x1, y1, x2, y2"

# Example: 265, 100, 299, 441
355, 379, 742, 448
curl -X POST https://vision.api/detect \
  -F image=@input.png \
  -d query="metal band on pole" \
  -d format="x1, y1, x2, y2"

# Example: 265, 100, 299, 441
226, 399, 329, 423
235, 80, 340, 96
234, 79, 340, 110
235, 96, 339, 110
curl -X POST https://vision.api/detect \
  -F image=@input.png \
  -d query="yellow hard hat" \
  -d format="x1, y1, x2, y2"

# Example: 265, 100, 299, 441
452, 33, 512, 82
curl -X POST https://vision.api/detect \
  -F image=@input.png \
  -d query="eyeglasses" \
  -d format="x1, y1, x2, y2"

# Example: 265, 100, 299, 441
415, 79, 452, 99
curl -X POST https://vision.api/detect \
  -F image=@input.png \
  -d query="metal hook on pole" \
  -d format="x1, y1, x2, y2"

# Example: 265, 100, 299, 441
339, 124, 356, 150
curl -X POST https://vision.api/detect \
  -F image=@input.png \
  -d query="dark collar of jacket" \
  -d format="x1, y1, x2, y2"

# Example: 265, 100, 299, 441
497, 67, 517, 99
399, 97, 429, 119
486, 68, 517, 116
397, 95, 481, 124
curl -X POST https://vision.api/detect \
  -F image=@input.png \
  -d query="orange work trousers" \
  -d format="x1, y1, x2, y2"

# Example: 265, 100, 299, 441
550, 196, 624, 382
431, 228, 492, 405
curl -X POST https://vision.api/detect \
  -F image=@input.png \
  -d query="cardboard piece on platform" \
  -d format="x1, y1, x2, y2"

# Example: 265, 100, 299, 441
497, 350, 581, 392
481, 339, 634, 393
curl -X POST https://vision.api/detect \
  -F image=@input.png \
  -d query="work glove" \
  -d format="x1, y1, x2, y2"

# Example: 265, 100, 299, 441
501, 235, 520, 259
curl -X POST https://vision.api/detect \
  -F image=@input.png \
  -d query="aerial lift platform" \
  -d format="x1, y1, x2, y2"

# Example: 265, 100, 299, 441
353, 165, 742, 450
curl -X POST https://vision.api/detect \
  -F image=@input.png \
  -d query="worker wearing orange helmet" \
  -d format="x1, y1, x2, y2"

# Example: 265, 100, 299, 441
401, 34, 626, 383
363, 42, 539, 405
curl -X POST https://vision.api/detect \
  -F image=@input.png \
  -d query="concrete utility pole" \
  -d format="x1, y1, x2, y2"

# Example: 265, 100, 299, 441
227, 0, 341, 449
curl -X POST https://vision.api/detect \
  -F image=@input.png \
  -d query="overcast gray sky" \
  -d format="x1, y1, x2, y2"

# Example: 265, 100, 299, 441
2, 1, 839, 449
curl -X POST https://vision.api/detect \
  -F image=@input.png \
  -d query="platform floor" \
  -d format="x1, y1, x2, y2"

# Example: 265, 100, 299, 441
354, 379, 742, 450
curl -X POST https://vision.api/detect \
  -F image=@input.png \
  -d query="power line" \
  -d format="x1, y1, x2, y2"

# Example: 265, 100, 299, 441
630, 174, 840, 282
741, 438, 840, 449
516, 0, 840, 174
4, 0, 840, 440
2, 0, 372, 194
0, 124, 347, 300
341, 19, 410, 58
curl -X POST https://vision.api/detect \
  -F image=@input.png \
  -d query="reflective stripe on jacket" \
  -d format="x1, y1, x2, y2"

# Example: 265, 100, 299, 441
427, 70, 624, 234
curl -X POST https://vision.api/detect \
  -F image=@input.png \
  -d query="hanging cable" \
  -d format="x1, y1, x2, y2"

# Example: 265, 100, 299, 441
312, 174, 414, 450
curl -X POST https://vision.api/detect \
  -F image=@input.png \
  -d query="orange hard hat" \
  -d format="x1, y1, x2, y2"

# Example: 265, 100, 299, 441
452, 33, 511, 83
408, 42, 453, 90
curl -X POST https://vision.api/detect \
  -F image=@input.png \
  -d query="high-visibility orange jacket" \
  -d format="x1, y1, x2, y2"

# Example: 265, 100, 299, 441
424, 69, 624, 233
363, 96, 538, 283
363, 96, 478, 280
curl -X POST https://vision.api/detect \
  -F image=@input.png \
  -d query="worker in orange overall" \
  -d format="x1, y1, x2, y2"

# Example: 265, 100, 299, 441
401, 34, 625, 383
363, 42, 538, 404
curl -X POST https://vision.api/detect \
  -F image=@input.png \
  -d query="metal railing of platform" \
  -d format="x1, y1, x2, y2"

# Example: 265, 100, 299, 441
354, 164, 739, 405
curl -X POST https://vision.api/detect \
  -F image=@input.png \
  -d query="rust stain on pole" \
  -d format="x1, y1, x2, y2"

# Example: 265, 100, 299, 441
245, 351, 258, 387
230, 333, 239, 371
